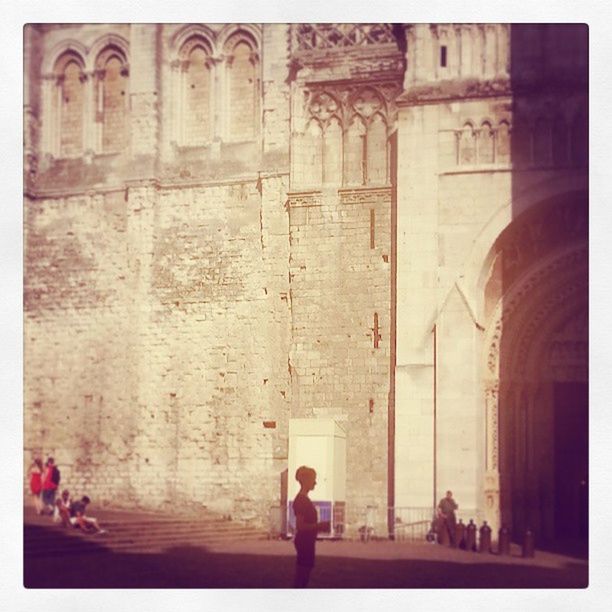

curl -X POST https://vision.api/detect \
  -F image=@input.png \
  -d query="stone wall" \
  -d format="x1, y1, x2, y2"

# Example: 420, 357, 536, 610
24, 24, 293, 524
287, 187, 392, 529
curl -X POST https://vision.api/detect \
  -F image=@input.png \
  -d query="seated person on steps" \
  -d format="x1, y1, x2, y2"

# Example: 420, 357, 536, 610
69, 496, 107, 534
53, 489, 72, 527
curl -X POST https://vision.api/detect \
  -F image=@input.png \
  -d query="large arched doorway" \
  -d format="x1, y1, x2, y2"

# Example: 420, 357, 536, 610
482, 191, 588, 547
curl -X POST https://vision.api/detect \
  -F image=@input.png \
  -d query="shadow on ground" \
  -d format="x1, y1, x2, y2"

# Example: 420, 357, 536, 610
24, 525, 588, 589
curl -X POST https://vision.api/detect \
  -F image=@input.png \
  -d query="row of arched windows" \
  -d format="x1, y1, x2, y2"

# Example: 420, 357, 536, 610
173, 29, 260, 146
456, 113, 587, 167
42, 27, 261, 159
294, 88, 393, 188
44, 44, 129, 157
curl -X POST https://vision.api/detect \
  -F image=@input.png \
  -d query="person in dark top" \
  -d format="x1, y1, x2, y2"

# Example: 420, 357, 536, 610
293, 466, 330, 588
69, 496, 106, 534
437, 490, 459, 547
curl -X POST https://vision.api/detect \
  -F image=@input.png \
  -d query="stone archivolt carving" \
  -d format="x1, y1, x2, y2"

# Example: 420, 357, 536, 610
485, 246, 587, 378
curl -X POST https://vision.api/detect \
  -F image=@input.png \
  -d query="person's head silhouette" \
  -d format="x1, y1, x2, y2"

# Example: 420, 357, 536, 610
295, 466, 317, 493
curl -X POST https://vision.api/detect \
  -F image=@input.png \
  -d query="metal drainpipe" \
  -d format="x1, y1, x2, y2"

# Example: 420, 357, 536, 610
433, 323, 437, 513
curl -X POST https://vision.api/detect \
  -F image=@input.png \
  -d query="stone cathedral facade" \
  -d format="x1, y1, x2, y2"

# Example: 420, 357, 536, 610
24, 24, 588, 541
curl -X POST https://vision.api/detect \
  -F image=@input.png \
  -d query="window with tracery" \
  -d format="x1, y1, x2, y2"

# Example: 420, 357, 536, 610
295, 86, 395, 188
225, 33, 260, 141
95, 47, 129, 153
346, 88, 390, 186
53, 52, 86, 157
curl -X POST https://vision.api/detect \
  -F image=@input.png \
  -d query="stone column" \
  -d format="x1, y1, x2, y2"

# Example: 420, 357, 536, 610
484, 380, 501, 534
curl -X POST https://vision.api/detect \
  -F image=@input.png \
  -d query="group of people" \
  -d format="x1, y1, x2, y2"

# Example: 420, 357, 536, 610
29, 456, 106, 534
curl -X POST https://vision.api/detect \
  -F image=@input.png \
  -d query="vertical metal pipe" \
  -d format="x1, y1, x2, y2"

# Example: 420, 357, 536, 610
433, 323, 437, 511
387, 130, 397, 538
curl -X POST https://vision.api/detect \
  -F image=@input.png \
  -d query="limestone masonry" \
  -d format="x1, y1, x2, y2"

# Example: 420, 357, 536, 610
24, 24, 588, 540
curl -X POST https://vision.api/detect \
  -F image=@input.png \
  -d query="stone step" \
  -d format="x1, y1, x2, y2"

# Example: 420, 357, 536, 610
25, 522, 256, 540
24, 505, 267, 558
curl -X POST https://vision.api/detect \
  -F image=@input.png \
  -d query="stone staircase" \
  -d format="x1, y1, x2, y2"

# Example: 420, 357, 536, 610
24, 506, 268, 557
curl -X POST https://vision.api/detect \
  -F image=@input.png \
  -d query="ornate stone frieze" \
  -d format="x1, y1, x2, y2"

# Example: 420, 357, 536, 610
293, 23, 397, 52
338, 187, 392, 206
286, 192, 322, 209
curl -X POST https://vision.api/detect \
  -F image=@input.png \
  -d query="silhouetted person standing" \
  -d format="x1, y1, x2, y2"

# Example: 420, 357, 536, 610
438, 490, 458, 547
292, 466, 330, 588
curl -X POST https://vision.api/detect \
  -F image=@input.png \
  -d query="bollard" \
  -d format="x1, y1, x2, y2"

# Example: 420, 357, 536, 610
479, 521, 492, 553
465, 519, 477, 552
522, 528, 535, 558
455, 519, 466, 550
498, 524, 511, 556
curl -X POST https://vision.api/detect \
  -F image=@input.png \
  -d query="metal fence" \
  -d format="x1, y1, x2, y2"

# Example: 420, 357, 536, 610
270, 504, 439, 542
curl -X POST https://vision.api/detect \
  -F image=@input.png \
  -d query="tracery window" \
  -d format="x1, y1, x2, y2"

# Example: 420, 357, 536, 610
94, 47, 129, 153
346, 88, 390, 186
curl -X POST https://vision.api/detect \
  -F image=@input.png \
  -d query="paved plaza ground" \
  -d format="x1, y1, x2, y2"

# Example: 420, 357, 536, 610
24, 507, 588, 589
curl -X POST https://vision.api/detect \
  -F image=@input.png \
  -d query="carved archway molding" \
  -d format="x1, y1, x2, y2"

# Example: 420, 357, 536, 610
481, 241, 587, 534
455, 178, 588, 324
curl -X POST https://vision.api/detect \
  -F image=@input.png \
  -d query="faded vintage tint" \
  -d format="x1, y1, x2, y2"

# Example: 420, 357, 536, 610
24, 24, 588, 545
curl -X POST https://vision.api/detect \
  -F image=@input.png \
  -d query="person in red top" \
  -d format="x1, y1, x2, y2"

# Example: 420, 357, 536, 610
292, 466, 330, 588
41, 457, 60, 515
28, 458, 44, 514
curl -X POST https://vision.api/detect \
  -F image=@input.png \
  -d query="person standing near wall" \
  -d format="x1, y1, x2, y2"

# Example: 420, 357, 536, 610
437, 490, 459, 547
292, 466, 330, 588
28, 458, 44, 514
41, 457, 60, 515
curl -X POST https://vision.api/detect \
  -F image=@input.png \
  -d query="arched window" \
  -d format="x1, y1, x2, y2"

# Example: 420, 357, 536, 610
95, 47, 129, 153
367, 113, 388, 184
323, 117, 343, 185
304, 119, 323, 186
345, 116, 366, 185
347, 88, 389, 186
224, 33, 260, 141
458, 122, 476, 165
479, 121, 495, 163
53, 52, 85, 157
179, 37, 213, 146
496, 120, 511, 164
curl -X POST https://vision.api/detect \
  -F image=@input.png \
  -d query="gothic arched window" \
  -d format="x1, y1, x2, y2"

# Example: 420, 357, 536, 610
95, 47, 129, 153
347, 88, 389, 186
303, 119, 323, 186
479, 121, 495, 164
367, 113, 388, 183
53, 51, 86, 157
345, 116, 366, 185
179, 37, 213, 146
496, 120, 511, 164
323, 117, 343, 185
458, 122, 476, 165
224, 33, 260, 141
